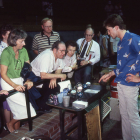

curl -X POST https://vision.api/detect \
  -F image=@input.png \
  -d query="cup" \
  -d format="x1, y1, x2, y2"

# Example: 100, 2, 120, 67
63, 96, 70, 107
57, 93, 63, 103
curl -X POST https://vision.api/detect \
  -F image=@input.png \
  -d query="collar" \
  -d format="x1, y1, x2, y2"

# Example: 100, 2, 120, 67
1, 41, 7, 46
7, 46, 24, 56
41, 30, 54, 37
65, 54, 72, 59
84, 39, 92, 44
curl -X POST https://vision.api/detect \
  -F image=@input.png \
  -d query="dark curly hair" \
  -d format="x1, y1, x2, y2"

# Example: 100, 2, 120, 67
103, 14, 126, 30
0, 24, 13, 39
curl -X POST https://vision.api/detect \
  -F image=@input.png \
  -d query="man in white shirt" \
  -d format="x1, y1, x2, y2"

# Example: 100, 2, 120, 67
31, 41, 66, 112
74, 27, 100, 84
62, 40, 78, 78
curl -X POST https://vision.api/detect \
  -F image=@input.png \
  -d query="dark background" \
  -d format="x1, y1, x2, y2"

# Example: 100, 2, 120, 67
1, 0, 140, 32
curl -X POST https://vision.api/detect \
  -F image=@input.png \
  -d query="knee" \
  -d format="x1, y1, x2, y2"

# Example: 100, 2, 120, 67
84, 71, 91, 77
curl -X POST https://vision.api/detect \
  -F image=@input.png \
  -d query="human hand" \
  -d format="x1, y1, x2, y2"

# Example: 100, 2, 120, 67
71, 64, 78, 70
60, 74, 66, 81
24, 80, 33, 90
49, 79, 57, 89
0, 90, 9, 95
99, 71, 115, 83
13, 84, 25, 92
126, 74, 140, 83
80, 60, 88, 66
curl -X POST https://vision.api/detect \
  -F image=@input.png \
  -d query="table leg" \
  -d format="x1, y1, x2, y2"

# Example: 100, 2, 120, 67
77, 111, 83, 139
59, 109, 65, 140
99, 98, 103, 133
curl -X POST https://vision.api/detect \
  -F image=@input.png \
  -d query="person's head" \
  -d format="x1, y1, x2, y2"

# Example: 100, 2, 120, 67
52, 41, 66, 59
84, 25, 94, 42
41, 17, 53, 34
65, 40, 77, 57
8, 29, 27, 49
103, 14, 126, 39
100, 27, 107, 35
0, 24, 13, 41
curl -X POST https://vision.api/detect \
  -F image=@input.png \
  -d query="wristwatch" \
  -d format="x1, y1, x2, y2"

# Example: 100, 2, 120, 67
88, 61, 90, 64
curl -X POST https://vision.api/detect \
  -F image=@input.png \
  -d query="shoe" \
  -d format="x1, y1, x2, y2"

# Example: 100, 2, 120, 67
3, 124, 10, 133
36, 108, 52, 114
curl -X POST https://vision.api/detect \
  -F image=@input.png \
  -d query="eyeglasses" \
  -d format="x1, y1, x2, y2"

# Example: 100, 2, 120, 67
85, 34, 93, 37
44, 26, 52, 28
15, 59, 22, 70
58, 49, 66, 53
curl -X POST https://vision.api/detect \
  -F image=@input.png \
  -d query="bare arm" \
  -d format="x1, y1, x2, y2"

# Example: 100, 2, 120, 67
1, 65, 25, 91
40, 69, 66, 89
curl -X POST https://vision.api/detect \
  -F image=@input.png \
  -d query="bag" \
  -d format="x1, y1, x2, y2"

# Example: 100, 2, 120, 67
20, 62, 32, 78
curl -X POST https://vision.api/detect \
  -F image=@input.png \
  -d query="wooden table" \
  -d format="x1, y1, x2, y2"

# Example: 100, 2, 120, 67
46, 84, 107, 140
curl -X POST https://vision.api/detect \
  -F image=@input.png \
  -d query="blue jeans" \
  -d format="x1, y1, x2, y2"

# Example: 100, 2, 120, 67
74, 65, 92, 84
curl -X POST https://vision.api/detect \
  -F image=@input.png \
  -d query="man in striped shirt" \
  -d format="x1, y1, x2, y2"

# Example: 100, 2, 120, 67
32, 17, 60, 55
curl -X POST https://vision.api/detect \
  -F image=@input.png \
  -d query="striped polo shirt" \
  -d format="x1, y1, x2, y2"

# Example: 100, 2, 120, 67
32, 30, 60, 54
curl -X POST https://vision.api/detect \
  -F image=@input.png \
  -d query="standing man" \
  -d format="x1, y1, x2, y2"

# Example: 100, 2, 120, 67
74, 26, 100, 84
99, 14, 140, 140
32, 17, 60, 55
31, 41, 66, 112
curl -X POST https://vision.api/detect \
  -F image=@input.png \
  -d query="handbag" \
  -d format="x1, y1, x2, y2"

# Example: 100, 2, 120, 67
20, 62, 32, 78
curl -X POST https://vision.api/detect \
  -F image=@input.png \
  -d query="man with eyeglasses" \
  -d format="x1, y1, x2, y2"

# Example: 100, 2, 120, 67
62, 40, 78, 78
74, 26, 100, 84
32, 17, 60, 55
31, 41, 66, 113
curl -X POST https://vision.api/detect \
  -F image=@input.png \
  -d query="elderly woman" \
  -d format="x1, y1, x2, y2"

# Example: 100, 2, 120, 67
0, 24, 13, 130
1, 29, 36, 132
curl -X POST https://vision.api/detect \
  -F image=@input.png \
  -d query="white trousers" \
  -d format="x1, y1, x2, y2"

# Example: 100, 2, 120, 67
117, 84, 140, 140
1, 77, 36, 120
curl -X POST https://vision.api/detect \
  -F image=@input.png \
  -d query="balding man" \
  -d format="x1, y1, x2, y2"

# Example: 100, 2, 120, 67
74, 26, 100, 84
32, 17, 60, 55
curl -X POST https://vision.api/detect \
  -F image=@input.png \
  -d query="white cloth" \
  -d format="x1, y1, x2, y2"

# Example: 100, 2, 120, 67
1, 77, 36, 120
76, 38, 100, 65
31, 49, 64, 77
0, 41, 8, 57
117, 84, 140, 140
110, 37, 120, 53
62, 54, 76, 78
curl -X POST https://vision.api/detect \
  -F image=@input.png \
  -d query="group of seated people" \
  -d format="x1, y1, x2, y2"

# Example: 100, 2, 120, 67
0, 17, 100, 133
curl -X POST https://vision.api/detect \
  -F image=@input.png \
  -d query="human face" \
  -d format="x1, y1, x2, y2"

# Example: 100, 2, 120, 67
67, 45, 76, 57
55, 43, 66, 59
15, 39, 25, 50
85, 29, 94, 42
42, 20, 53, 34
106, 26, 117, 39
2, 31, 10, 41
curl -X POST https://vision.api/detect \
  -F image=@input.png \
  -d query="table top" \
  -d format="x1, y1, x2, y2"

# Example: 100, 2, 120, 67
46, 84, 107, 112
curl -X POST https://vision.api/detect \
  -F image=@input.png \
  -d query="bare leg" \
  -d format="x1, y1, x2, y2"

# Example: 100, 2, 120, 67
7, 119, 19, 132
4, 109, 11, 123
10, 112, 13, 120
14, 121, 20, 130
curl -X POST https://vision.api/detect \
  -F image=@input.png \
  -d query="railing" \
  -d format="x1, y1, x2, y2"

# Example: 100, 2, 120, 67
0, 79, 44, 132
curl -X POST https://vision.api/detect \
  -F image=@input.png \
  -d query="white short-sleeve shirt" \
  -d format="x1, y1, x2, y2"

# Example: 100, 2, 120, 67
31, 49, 64, 77
0, 41, 8, 57
76, 38, 100, 65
